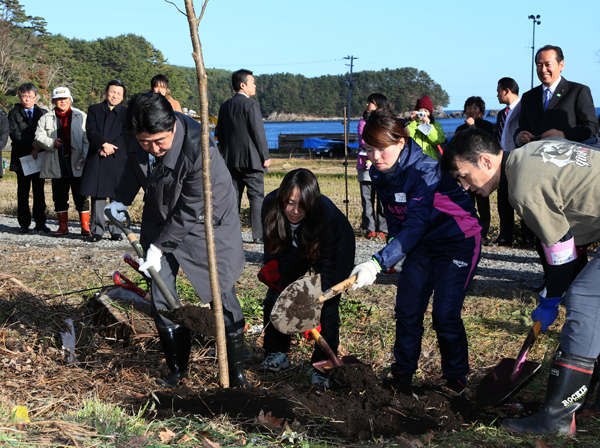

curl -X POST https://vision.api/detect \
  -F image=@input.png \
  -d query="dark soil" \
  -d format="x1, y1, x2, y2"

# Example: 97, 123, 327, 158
142, 363, 500, 441
160, 305, 216, 336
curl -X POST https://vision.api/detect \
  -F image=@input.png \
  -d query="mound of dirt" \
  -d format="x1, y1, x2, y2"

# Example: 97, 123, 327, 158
159, 305, 216, 336
144, 363, 489, 441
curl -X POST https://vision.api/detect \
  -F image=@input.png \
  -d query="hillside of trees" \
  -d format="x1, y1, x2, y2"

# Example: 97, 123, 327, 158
1, 0, 448, 119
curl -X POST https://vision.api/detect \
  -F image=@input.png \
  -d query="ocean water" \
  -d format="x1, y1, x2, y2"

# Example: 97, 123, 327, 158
263, 107, 600, 149
263, 116, 496, 149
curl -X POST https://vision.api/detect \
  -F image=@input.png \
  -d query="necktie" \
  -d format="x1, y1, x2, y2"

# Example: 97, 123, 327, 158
27, 110, 32, 125
543, 88, 552, 110
496, 107, 508, 145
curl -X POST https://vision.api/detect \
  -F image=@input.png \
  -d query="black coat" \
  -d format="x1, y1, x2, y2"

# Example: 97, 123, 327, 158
262, 190, 356, 291
8, 103, 47, 172
456, 118, 494, 136
515, 77, 599, 143
79, 101, 127, 198
216, 93, 270, 171
115, 113, 245, 302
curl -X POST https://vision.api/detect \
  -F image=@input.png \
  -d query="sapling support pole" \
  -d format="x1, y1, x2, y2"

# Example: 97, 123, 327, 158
342, 107, 349, 218
168, 0, 230, 388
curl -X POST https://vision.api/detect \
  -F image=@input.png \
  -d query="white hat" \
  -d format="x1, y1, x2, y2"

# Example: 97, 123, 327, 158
52, 87, 72, 101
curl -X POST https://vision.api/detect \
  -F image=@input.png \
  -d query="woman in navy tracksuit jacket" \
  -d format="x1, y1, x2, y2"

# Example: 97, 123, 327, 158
351, 109, 482, 393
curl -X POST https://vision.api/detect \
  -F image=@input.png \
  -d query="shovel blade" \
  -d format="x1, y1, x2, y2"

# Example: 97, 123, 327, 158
313, 355, 362, 373
476, 358, 541, 407
271, 274, 323, 334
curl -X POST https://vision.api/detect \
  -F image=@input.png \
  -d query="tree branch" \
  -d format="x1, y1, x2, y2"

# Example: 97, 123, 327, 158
198, 0, 209, 22
164, 0, 187, 16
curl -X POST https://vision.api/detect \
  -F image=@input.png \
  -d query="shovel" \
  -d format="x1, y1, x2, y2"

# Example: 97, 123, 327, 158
476, 321, 542, 408
269, 274, 361, 372
105, 210, 179, 310
310, 328, 361, 373
270, 273, 357, 335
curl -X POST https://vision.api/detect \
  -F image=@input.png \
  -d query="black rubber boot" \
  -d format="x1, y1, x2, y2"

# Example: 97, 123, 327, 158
156, 325, 193, 388
503, 351, 594, 436
226, 332, 252, 388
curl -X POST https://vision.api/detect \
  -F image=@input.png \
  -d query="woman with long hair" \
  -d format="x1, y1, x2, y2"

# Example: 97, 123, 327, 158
357, 93, 388, 239
258, 168, 355, 388
350, 109, 481, 394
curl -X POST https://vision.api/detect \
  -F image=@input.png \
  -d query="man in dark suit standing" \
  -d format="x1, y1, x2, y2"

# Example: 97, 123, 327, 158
217, 69, 270, 244
8, 83, 49, 233
494, 77, 534, 248
515, 45, 598, 146
515, 45, 599, 291
80, 79, 128, 242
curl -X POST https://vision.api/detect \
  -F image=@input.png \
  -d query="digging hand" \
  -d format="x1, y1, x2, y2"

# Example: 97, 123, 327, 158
350, 259, 381, 290
138, 244, 162, 277
257, 260, 283, 293
104, 201, 128, 223
531, 288, 562, 333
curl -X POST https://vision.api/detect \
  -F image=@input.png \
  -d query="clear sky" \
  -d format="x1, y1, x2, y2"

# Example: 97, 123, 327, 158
21, 0, 600, 111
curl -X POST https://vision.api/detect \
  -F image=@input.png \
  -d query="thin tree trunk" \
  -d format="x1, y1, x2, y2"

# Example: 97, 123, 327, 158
181, 0, 229, 388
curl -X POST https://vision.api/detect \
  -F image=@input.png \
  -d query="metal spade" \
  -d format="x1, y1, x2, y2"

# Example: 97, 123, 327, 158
476, 321, 542, 408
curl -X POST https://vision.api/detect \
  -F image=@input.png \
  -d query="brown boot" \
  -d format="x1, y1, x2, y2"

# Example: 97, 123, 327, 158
53, 211, 69, 237
80, 211, 91, 236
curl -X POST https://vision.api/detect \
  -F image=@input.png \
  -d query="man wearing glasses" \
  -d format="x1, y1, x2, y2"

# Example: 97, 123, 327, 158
8, 83, 49, 233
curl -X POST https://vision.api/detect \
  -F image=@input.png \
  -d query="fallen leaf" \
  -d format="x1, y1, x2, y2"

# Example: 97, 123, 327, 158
202, 437, 221, 448
178, 434, 193, 443
424, 432, 434, 443
159, 428, 176, 442
535, 441, 549, 448
257, 410, 285, 429
12, 406, 30, 422
128, 435, 147, 446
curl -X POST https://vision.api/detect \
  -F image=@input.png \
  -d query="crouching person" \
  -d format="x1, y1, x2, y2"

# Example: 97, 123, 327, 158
107, 93, 250, 388
442, 128, 600, 435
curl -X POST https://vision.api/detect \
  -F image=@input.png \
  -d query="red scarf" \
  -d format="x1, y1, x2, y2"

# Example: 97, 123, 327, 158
55, 108, 72, 155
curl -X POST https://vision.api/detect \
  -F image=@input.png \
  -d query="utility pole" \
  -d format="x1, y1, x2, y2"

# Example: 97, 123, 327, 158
528, 15, 541, 89
342, 55, 357, 218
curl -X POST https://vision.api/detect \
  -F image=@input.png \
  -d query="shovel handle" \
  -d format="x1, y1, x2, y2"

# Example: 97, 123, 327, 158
105, 209, 180, 310
310, 329, 343, 367
317, 275, 358, 303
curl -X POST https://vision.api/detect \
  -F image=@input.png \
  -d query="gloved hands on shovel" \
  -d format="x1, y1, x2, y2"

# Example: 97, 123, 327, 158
104, 201, 128, 223
531, 287, 563, 333
351, 259, 381, 290
138, 244, 162, 277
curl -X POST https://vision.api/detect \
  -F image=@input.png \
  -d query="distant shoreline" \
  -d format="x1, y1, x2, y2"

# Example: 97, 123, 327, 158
263, 110, 501, 123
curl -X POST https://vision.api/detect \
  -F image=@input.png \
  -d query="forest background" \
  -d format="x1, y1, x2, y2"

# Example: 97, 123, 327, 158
0, 0, 449, 118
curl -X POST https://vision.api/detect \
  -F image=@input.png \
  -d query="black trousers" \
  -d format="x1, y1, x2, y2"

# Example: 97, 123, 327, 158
467, 190, 490, 239
16, 169, 47, 229
498, 165, 534, 242
51, 177, 89, 213
228, 167, 264, 240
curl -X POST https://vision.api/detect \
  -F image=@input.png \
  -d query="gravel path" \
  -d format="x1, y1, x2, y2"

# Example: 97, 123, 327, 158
0, 214, 543, 297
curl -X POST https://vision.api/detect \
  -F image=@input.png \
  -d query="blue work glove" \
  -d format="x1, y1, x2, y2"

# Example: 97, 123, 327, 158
531, 289, 562, 333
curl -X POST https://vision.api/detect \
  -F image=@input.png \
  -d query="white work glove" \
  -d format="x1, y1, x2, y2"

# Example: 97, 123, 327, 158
350, 259, 381, 290
104, 201, 128, 223
138, 244, 162, 277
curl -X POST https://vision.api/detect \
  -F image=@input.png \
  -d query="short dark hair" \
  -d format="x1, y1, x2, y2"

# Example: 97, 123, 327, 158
125, 93, 176, 135
535, 45, 564, 64
18, 83, 37, 96
232, 69, 253, 92
441, 127, 502, 172
363, 108, 409, 148
151, 74, 169, 89
463, 96, 486, 116
106, 79, 126, 94
498, 77, 519, 95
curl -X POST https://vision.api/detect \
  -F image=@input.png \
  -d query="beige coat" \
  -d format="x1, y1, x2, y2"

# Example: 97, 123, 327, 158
35, 107, 88, 179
